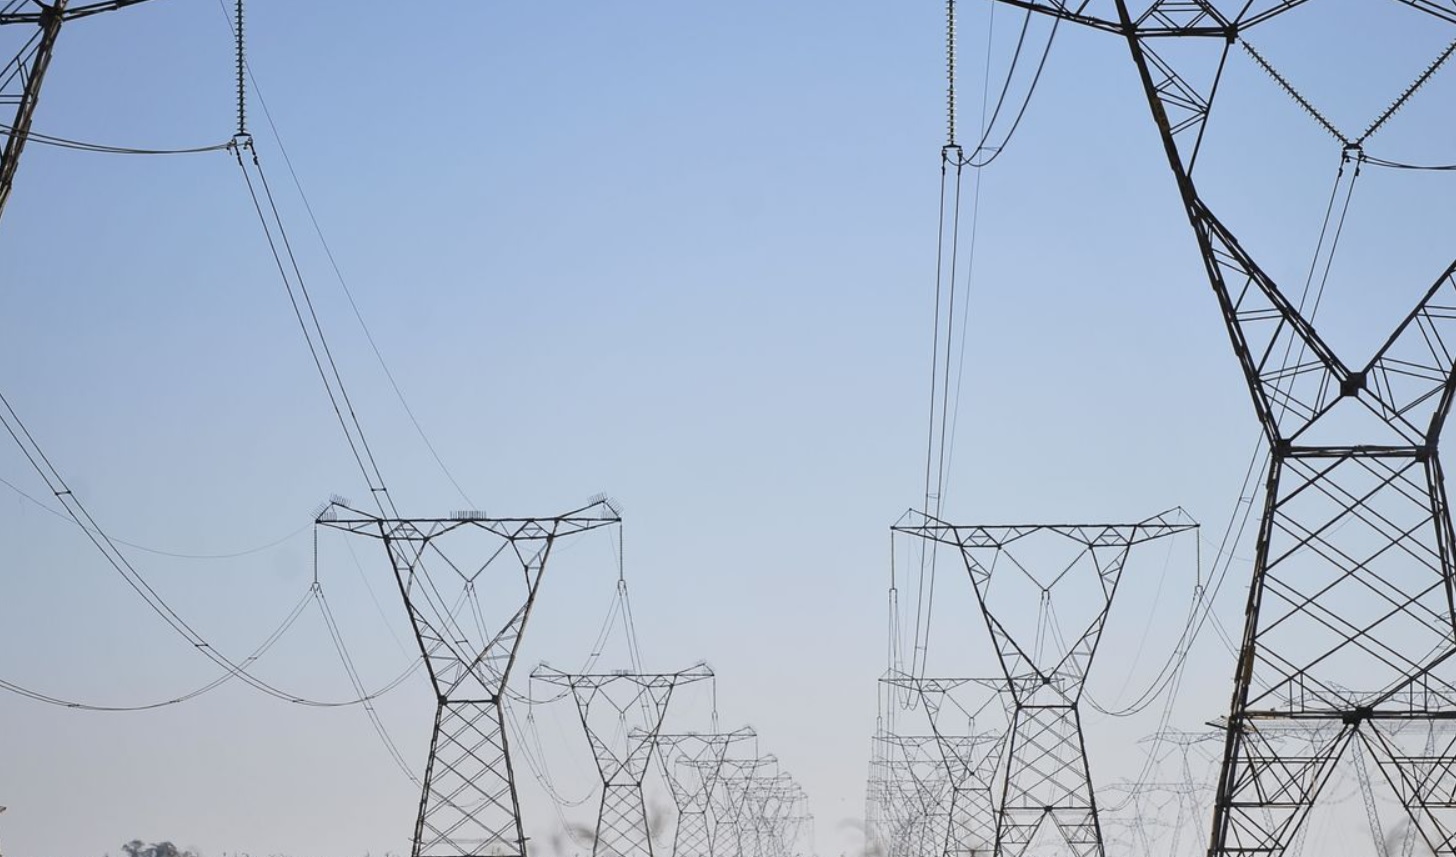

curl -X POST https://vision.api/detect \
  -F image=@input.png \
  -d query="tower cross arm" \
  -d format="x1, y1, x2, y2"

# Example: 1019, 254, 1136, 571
314, 498, 621, 541
1394, 0, 1456, 24
985, 0, 1126, 32
530, 662, 714, 689
986, 0, 1320, 36
983, 0, 1278, 36
1, 0, 165, 26
893, 508, 1196, 550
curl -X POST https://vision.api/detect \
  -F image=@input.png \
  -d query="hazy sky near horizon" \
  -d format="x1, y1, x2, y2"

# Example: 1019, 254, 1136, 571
1, 2, 1454, 856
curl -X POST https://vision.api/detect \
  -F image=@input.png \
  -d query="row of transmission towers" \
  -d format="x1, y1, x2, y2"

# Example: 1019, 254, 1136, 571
870, 515, 1195, 857
874, 1, 1456, 856
1, 7, 815, 856
317, 501, 814, 857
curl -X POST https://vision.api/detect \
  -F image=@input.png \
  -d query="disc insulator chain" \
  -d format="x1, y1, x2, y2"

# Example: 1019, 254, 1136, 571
946, 0, 957, 147
235, 0, 246, 137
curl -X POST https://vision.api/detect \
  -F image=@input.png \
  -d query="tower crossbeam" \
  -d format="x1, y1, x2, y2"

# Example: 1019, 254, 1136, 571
317, 498, 620, 857
882, 675, 1006, 857
896, 512, 1195, 857
532, 665, 715, 857
656, 729, 757, 857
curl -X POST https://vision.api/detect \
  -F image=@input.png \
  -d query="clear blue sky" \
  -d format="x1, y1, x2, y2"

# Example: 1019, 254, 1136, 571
0, 2, 1452, 855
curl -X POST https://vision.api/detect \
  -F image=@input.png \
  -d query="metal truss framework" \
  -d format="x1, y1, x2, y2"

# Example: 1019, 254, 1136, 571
704, 755, 779, 857
719, 771, 808, 857
0, 0, 163, 222
532, 665, 715, 857
896, 512, 1195, 857
1100, 730, 1223, 857
958, 0, 1456, 854
317, 499, 620, 857
882, 675, 1007, 857
874, 734, 953, 857
655, 729, 757, 857
749, 780, 810, 857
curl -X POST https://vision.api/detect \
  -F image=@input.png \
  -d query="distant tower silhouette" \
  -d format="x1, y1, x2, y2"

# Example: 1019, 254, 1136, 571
897, 510, 1196, 856
318, 499, 620, 857
655, 729, 757, 857
532, 665, 714, 857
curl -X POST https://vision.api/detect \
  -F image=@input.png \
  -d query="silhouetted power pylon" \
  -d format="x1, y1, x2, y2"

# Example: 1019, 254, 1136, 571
874, 734, 951, 857
896, 510, 1196, 857
532, 664, 714, 857
0, 0, 163, 223
725, 772, 806, 857
655, 729, 757, 857
317, 499, 620, 857
710, 757, 781, 857
964, 1, 1456, 853
882, 675, 1005, 857
744, 778, 808, 857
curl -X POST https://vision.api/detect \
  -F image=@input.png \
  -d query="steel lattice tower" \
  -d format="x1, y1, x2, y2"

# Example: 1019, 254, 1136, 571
317, 499, 620, 857
705, 755, 778, 857
896, 511, 1196, 856
1, 1, 164, 222
532, 665, 714, 857
725, 773, 805, 857
655, 729, 757, 857
951, 1, 1456, 853
882, 676, 1006, 857
874, 734, 952, 857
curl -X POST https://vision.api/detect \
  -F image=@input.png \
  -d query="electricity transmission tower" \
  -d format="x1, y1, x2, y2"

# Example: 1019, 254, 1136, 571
873, 735, 951, 857
1100, 730, 1222, 857
724, 772, 806, 857
532, 664, 715, 857
743, 778, 808, 857
0, 0, 160, 222
896, 510, 1196, 857
316, 498, 620, 857
705, 755, 779, 857
655, 729, 757, 857
963, 1, 1456, 853
882, 675, 1005, 857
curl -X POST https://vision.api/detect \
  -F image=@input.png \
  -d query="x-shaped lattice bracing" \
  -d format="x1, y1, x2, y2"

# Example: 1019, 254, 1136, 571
895, 513, 1194, 857
877, 736, 953, 857
0, 1, 65, 221
533, 665, 714, 857
657, 730, 757, 857
737, 777, 806, 857
880, 675, 1006, 857
705, 757, 778, 857
895, 512, 1196, 704
1056, 4, 1456, 854
715, 768, 805, 857
318, 500, 620, 857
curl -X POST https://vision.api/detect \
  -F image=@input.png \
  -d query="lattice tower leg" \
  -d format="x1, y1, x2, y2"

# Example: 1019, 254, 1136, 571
673, 810, 711, 857
997, 706, 1102, 857
0, 1, 65, 223
414, 700, 523, 857
1205, 453, 1456, 856
947, 786, 995, 857
1090, 6, 1456, 854
596, 782, 655, 857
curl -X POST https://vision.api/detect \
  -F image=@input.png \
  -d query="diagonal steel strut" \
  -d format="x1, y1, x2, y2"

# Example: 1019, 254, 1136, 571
318, 499, 620, 857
